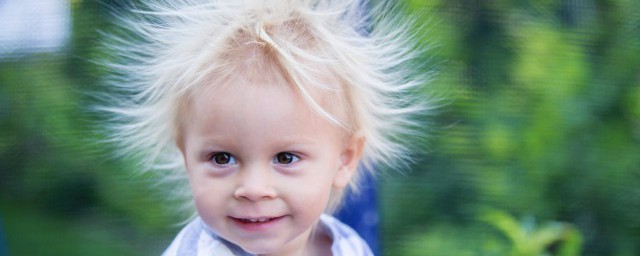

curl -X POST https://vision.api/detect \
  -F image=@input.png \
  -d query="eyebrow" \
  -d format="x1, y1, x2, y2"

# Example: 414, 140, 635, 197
199, 135, 318, 147
273, 140, 317, 150
196, 135, 234, 148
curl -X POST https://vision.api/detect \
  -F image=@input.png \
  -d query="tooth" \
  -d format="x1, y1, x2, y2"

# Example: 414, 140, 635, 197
240, 217, 272, 223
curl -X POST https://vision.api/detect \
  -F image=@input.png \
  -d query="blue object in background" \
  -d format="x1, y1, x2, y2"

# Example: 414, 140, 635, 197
335, 172, 379, 255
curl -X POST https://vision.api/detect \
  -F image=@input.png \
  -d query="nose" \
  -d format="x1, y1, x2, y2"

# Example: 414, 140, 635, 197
233, 164, 277, 201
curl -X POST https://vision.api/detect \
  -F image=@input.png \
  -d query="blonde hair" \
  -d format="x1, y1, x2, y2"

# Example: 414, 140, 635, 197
101, 0, 432, 213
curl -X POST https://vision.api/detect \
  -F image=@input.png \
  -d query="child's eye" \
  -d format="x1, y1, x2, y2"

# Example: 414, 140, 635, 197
210, 152, 236, 165
274, 152, 299, 165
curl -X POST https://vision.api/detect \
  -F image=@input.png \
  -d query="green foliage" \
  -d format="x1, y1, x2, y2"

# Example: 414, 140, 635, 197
395, 209, 583, 256
480, 209, 582, 256
0, 1, 181, 255
383, 1, 640, 255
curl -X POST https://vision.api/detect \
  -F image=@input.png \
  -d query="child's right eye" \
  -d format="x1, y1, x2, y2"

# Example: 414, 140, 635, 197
210, 152, 236, 165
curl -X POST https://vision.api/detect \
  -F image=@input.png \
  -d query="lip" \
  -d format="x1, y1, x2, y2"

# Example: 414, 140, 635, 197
229, 215, 286, 232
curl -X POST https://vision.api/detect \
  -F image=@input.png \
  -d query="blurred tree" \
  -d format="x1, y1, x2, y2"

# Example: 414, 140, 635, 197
0, 1, 181, 255
383, 0, 640, 255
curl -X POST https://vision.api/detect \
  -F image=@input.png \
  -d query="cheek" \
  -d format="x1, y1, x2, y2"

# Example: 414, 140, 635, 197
282, 163, 337, 212
187, 171, 231, 223
283, 181, 331, 225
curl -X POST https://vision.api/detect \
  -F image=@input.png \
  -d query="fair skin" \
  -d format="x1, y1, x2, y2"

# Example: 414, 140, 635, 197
178, 74, 364, 256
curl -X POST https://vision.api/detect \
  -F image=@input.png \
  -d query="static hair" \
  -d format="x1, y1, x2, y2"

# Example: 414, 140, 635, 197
100, 0, 431, 213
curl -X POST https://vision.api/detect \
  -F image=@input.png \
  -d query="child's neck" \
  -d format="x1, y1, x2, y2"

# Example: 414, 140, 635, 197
259, 224, 332, 256
307, 225, 333, 256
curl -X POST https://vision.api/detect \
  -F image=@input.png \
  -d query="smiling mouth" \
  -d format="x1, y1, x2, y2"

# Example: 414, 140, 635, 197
229, 215, 286, 231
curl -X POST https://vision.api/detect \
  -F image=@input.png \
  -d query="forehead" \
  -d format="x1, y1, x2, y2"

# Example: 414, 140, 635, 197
195, 76, 312, 122
178, 42, 354, 139
183, 76, 346, 148
190, 50, 350, 125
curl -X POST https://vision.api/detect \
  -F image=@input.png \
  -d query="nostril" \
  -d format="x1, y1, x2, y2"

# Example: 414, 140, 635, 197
233, 166, 278, 201
233, 182, 277, 201
234, 188, 277, 201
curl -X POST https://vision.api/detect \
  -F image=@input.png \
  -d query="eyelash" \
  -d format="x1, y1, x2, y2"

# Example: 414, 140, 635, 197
210, 152, 236, 166
273, 152, 300, 165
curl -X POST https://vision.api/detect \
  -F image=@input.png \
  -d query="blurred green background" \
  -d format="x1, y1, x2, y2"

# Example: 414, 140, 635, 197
1, 0, 639, 255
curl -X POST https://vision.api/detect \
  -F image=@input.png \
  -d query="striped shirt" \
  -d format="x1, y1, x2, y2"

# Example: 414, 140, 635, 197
162, 214, 374, 256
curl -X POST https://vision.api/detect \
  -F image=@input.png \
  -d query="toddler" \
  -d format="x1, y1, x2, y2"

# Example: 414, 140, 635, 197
102, 0, 429, 255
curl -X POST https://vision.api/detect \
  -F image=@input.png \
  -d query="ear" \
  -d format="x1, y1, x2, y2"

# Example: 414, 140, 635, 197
174, 133, 190, 170
333, 135, 365, 189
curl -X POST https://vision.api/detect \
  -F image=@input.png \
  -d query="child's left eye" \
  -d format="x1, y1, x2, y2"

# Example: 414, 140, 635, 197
273, 152, 299, 165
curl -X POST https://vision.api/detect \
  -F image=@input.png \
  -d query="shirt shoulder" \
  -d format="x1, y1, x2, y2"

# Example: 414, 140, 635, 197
320, 214, 375, 256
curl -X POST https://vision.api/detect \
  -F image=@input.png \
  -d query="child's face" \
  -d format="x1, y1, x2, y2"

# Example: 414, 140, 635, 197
178, 76, 362, 254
